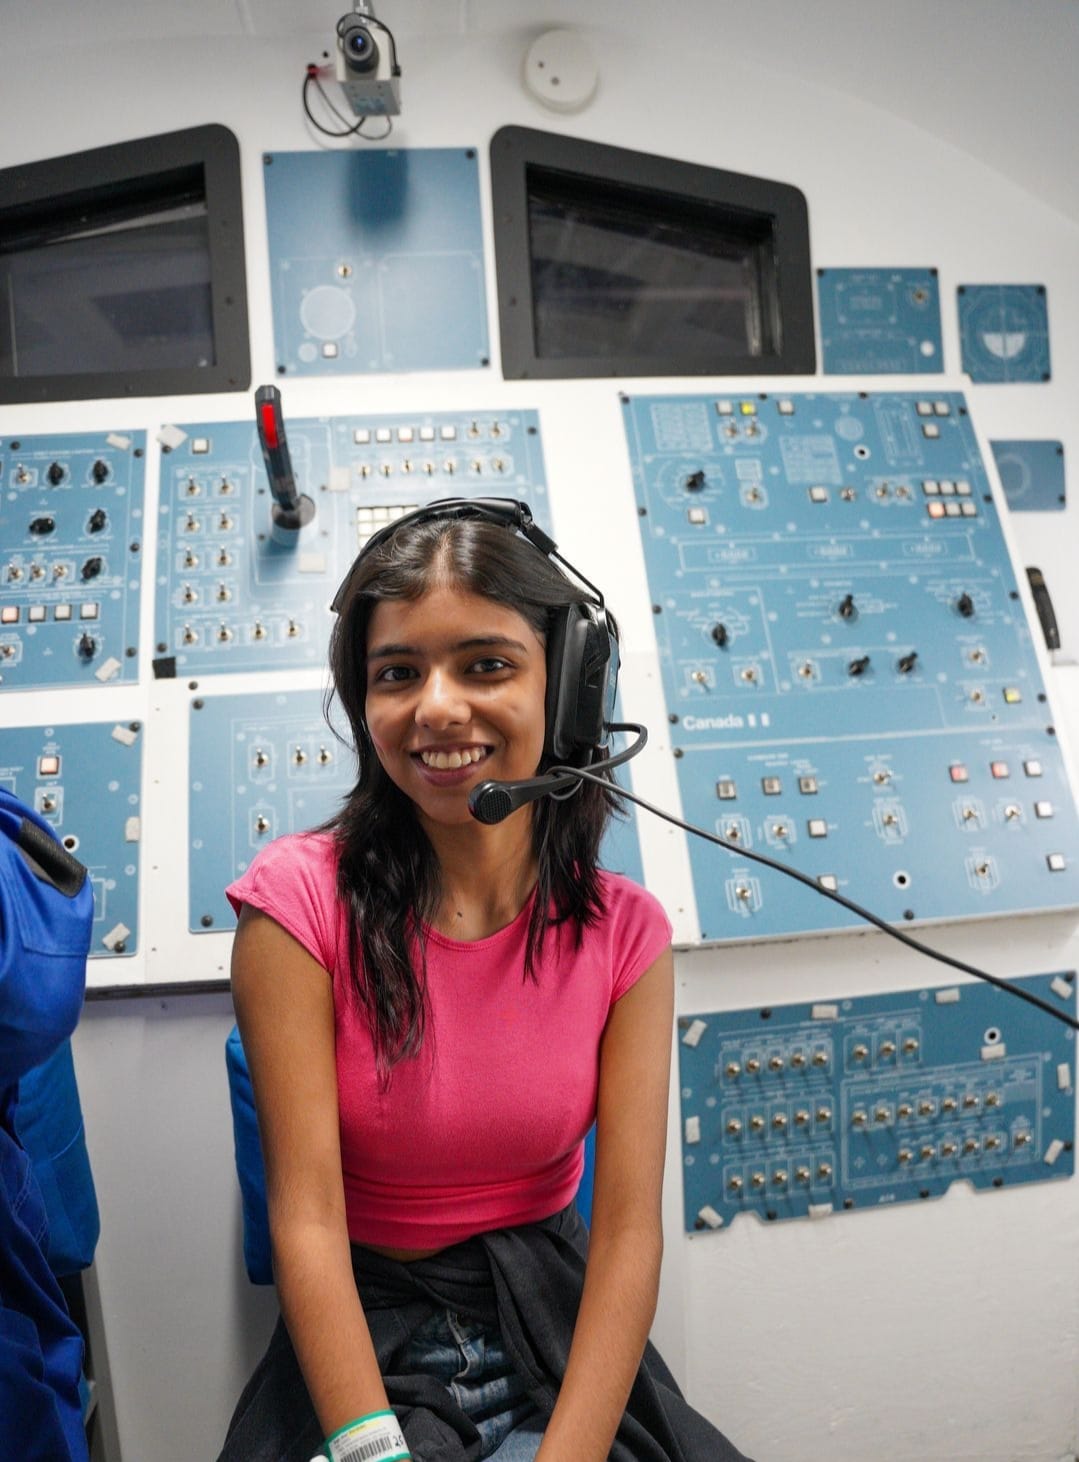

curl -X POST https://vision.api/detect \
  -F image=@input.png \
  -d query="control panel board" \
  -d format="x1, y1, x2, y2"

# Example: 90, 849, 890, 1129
991, 439, 1066, 512
0, 721, 142, 957
958, 284, 1051, 384
818, 268, 942, 375
679, 971, 1076, 1232
264, 148, 489, 377
189, 690, 647, 933
188, 689, 356, 932
1, 430, 146, 688
154, 410, 549, 677
623, 390, 1079, 940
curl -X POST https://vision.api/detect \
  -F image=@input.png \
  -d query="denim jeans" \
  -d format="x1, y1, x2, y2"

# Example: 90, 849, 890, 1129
394, 1308, 545, 1461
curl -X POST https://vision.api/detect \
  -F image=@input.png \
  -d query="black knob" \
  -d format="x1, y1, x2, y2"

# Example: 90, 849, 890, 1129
77, 633, 97, 661
80, 556, 103, 581
685, 470, 706, 492
88, 509, 107, 534
897, 651, 918, 674
956, 592, 975, 618
91, 460, 109, 484
46, 462, 65, 486
848, 655, 870, 677
711, 623, 729, 648
838, 593, 857, 620
29, 516, 56, 536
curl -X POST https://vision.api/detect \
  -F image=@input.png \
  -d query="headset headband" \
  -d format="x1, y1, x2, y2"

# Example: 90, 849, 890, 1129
329, 497, 604, 614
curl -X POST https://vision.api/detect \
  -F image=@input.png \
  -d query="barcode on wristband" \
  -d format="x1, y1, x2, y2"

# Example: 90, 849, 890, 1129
336, 1440, 408, 1462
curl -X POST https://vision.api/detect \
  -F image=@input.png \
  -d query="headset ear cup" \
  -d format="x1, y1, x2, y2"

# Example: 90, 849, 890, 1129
543, 606, 575, 762
543, 605, 618, 763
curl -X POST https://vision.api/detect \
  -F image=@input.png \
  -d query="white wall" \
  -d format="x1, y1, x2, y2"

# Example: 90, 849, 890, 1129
4, 4, 1079, 1458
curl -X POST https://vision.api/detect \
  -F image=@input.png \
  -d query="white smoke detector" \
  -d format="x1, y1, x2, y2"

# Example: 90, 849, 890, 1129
523, 29, 599, 113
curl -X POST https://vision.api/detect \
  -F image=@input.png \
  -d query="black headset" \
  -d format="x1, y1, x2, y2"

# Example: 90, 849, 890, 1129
330, 497, 621, 767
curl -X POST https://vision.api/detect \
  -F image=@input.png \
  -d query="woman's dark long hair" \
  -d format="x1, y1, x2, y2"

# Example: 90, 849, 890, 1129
324, 516, 623, 1076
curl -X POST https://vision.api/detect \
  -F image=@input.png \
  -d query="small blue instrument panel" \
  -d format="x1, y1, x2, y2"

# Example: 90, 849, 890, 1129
818, 267, 942, 375
264, 148, 489, 377
153, 410, 549, 677
958, 285, 1051, 384
622, 391, 1079, 940
0, 430, 145, 689
990, 440, 1066, 512
678, 972, 1075, 1232
0, 720, 142, 957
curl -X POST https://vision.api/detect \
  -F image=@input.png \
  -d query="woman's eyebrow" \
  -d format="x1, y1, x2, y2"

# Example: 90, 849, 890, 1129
366, 634, 531, 662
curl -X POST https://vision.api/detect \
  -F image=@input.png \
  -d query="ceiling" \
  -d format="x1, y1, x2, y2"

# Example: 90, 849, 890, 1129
10, 0, 1079, 223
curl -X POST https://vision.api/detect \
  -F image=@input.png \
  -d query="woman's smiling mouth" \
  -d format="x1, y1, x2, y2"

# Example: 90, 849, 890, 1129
415, 746, 492, 770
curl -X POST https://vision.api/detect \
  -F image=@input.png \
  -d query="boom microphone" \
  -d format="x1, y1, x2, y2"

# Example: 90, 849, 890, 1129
468, 723, 648, 826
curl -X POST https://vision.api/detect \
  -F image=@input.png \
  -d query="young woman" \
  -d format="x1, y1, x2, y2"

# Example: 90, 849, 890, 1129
217, 501, 750, 1462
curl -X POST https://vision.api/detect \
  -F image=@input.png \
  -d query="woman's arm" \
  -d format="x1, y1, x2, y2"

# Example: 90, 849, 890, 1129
232, 904, 391, 1437
535, 945, 675, 1462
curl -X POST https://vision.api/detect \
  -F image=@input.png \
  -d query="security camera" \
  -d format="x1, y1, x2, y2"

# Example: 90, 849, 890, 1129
335, 7, 401, 116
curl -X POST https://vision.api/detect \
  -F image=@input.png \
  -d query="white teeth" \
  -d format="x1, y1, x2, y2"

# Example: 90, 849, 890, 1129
419, 747, 487, 769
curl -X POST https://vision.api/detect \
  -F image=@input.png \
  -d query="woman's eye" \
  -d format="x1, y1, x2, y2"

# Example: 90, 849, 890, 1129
373, 664, 415, 684
471, 656, 510, 674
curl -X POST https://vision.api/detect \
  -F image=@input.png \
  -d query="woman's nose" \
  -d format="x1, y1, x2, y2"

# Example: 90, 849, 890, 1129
414, 669, 469, 728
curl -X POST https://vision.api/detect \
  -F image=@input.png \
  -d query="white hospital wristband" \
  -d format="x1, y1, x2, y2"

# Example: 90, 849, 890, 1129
324, 1409, 410, 1462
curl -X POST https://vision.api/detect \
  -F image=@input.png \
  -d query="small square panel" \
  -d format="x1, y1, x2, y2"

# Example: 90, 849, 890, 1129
818, 268, 942, 374
267, 148, 489, 377
959, 284, 1051, 383
990, 440, 1066, 512
761, 777, 782, 796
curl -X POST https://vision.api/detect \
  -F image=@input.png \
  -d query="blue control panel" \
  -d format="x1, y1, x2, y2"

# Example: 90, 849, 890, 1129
153, 410, 549, 677
958, 285, 1051, 384
0, 721, 142, 957
622, 391, 1079, 940
189, 690, 646, 933
264, 148, 489, 377
991, 439, 1066, 512
678, 972, 1076, 1232
188, 689, 356, 932
0, 430, 146, 689
818, 268, 943, 375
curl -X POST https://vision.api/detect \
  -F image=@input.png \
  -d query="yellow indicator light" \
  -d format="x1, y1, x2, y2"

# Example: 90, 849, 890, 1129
740, 401, 757, 416
1003, 687, 1022, 704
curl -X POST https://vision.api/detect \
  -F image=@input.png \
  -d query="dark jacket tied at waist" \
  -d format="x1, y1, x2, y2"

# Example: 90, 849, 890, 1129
218, 1205, 751, 1462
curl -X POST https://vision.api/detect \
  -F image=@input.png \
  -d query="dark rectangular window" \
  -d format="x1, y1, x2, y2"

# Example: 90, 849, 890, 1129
491, 127, 814, 380
0, 126, 249, 402
527, 167, 775, 363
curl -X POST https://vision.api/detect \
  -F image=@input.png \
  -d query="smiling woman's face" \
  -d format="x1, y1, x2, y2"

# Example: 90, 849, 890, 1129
364, 582, 548, 829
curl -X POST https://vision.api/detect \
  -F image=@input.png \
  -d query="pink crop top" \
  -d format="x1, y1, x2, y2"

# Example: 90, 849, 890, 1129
227, 833, 672, 1250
